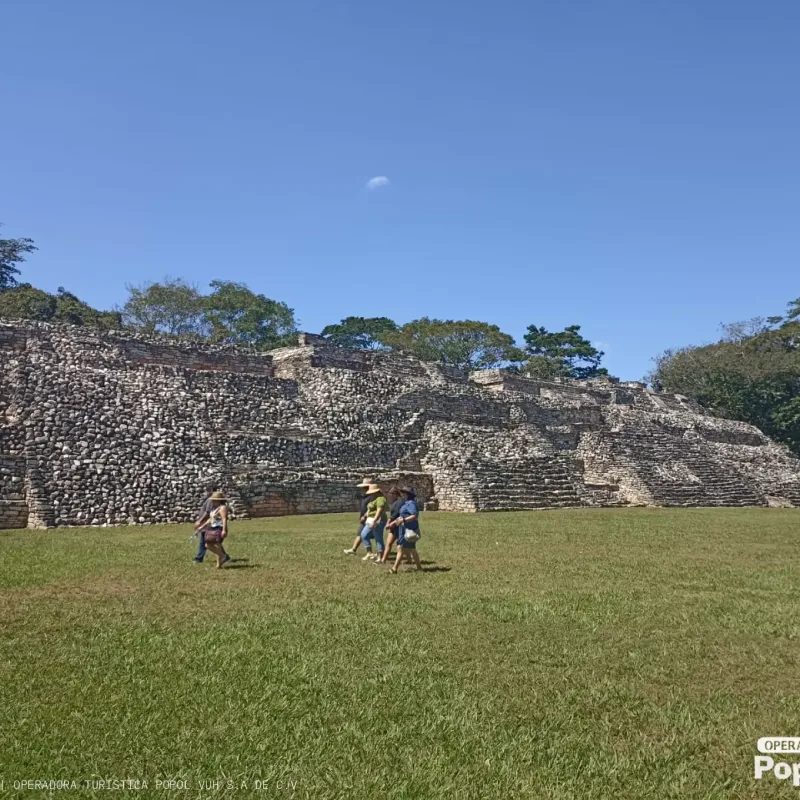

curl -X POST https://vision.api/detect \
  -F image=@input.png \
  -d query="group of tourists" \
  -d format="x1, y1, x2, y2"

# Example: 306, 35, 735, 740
344, 481, 422, 573
190, 480, 423, 574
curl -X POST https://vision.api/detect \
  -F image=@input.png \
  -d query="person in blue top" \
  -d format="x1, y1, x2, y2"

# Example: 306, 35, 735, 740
390, 487, 422, 574
378, 486, 404, 565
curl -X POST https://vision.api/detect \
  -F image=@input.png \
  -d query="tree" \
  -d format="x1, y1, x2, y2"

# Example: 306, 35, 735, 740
53, 287, 121, 329
321, 316, 397, 349
204, 280, 297, 349
651, 305, 800, 454
0, 225, 37, 291
0, 284, 56, 320
0, 284, 120, 329
521, 324, 607, 379
121, 277, 206, 336
379, 318, 520, 371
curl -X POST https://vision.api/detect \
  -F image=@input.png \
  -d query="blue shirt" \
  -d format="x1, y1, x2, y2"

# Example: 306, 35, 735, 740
399, 499, 419, 531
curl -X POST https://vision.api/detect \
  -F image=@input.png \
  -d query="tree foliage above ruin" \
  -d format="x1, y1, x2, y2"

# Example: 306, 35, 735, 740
0, 284, 121, 329
521, 325, 607, 379
0, 227, 616, 374
321, 317, 398, 350
0, 224, 37, 292
121, 277, 207, 336
651, 300, 800, 454
120, 278, 298, 350
380, 318, 521, 371
204, 280, 298, 349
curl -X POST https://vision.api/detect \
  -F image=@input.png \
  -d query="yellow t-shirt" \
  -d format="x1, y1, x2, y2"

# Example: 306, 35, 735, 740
366, 495, 387, 521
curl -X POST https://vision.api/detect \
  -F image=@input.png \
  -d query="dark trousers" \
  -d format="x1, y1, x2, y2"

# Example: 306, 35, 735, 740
194, 532, 228, 562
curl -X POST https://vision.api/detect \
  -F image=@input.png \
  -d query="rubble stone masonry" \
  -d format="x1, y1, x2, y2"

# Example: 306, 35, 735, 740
1, 320, 799, 529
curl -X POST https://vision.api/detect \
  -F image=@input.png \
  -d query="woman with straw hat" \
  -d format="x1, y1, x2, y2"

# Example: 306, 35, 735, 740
194, 491, 230, 569
193, 484, 231, 566
357, 483, 388, 561
389, 487, 422, 574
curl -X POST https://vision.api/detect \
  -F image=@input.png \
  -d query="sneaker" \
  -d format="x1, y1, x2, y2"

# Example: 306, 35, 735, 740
362, 552, 375, 561
221, 555, 232, 567
344, 548, 356, 555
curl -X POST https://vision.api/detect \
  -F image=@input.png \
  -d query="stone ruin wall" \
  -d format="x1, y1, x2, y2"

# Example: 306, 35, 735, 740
1, 320, 800, 529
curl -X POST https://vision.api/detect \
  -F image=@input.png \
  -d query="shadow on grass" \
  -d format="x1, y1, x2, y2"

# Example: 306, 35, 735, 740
225, 563, 258, 570
421, 566, 451, 573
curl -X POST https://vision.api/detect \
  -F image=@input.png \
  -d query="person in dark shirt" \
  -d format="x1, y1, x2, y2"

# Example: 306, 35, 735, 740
343, 479, 372, 555
193, 485, 230, 565
378, 487, 404, 564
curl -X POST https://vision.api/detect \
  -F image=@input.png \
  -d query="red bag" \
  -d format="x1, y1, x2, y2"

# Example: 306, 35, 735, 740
203, 529, 222, 545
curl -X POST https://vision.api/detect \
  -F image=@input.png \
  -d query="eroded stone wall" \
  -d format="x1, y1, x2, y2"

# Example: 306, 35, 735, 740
1, 320, 799, 529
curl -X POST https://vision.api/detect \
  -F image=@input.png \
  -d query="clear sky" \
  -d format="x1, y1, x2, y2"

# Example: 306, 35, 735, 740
3, 0, 798, 379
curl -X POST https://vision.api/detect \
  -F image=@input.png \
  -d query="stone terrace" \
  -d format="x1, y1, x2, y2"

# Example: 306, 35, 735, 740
2, 320, 799, 528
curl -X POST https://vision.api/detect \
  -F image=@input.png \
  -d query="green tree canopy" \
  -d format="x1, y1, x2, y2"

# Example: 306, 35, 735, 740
121, 277, 207, 336
0, 225, 37, 291
0, 284, 121, 329
53, 287, 121, 328
120, 278, 297, 350
0, 284, 55, 320
204, 280, 297, 349
521, 324, 607, 379
321, 316, 398, 349
380, 318, 520, 371
651, 301, 800, 454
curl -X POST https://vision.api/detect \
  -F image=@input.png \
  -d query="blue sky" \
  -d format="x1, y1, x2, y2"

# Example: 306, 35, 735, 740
3, 0, 798, 379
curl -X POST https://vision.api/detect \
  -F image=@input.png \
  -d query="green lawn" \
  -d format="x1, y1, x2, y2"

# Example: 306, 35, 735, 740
1, 508, 799, 799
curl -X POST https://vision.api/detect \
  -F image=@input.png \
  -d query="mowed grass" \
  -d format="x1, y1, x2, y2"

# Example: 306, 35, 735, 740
1, 509, 799, 799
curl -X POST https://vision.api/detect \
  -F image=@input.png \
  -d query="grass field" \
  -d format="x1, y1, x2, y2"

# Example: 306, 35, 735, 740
1, 508, 799, 799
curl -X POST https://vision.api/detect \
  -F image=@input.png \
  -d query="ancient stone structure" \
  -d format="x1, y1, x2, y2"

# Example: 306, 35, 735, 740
1, 320, 799, 529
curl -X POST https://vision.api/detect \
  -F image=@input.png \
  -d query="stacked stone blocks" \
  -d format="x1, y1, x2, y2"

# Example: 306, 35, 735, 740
1, 320, 799, 529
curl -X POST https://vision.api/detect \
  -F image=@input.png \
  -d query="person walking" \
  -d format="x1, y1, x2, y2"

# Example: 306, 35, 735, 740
390, 487, 422, 573
194, 491, 230, 569
378, 487, 404, 564
344, 479, 373, 556
193, 486, 231, 565
358, 484, 388, 561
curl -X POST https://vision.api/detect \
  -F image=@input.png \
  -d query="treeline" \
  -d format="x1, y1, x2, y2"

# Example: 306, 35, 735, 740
4, 225, 798, 453
652, 303, 800, 455
0, 226, 607, 379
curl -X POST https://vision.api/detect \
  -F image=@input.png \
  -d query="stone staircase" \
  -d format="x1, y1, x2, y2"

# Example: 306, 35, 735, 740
604, 430, 766, 508
468, 455, 587, 511
763, 482, 800, 507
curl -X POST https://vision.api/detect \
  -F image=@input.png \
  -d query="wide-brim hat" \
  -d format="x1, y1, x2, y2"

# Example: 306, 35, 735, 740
399, 486, 416, 496
365, 484, 382, 494
356, 479, 372, 488
209, 491, 227, 501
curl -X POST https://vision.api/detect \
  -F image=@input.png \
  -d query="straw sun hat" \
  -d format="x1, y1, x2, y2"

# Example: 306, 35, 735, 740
209, 491, 226, 501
